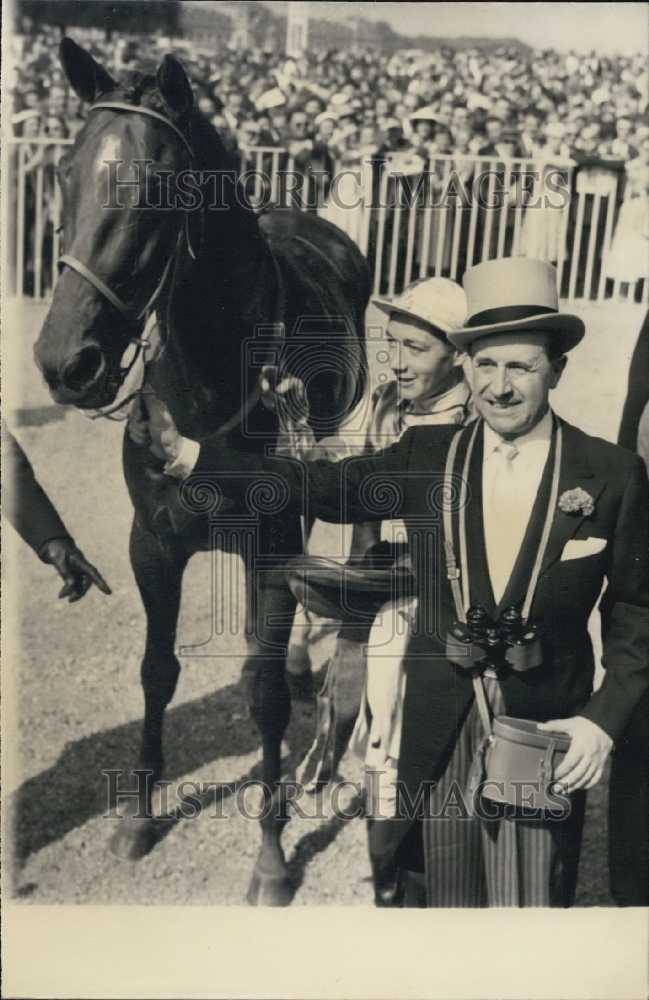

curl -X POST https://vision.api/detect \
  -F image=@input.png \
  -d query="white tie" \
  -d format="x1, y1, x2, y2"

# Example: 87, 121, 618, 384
486, 440, 521, 603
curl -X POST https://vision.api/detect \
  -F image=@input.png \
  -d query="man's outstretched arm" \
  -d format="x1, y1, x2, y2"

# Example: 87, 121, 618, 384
146, 396, 419, 525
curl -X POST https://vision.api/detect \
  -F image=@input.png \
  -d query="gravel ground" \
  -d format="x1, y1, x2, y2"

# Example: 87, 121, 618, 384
4, 298, 645, 907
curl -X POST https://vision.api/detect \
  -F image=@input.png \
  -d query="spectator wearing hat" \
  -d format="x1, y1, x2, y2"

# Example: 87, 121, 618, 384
408, 106, 440, 160
377, 119, 412, 161
314, 110, 337, 145
344, 279, 472, 851
152, 256, 648, 909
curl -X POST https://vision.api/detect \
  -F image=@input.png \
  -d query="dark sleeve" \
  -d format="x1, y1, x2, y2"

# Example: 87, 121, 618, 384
581, 456, 649, 739
2, 425, 71, 556
191, 426, 423, 524
618, 312, 649, 451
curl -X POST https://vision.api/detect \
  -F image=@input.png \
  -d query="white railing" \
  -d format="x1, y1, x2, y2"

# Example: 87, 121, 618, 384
4, 138, 647, 305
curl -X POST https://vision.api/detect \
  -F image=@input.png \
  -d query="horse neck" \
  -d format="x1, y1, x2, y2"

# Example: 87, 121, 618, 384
176, 129, 278, 334
155, 143, 279, 436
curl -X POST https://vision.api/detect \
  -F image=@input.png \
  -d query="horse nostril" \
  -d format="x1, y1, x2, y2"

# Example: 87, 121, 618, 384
61, 346, 106, 393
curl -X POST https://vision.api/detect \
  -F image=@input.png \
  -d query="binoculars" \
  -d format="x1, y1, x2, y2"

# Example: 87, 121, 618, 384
446, 604, 544, 673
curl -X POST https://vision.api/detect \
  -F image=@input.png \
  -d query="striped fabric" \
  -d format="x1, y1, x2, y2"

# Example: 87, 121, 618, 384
421, 677, 585, 907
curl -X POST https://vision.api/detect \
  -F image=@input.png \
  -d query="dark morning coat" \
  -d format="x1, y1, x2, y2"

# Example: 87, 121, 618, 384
194, 415, 649, 804
2, 424, 72, 555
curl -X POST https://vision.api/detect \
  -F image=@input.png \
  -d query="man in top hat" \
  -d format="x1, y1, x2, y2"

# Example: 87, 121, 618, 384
147, 257, 648, 908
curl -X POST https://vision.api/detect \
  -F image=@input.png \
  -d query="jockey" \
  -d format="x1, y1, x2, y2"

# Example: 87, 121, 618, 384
280, 277, 474, 905
285, 276, 472, 680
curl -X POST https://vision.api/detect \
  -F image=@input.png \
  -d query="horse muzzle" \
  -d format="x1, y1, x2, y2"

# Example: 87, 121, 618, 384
42, 344, 117, 409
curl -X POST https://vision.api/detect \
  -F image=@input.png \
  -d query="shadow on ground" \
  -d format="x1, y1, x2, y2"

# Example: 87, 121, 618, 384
13, 672, 323, 867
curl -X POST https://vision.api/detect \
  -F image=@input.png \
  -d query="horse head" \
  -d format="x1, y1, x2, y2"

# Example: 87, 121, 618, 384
34, 38, 198, 409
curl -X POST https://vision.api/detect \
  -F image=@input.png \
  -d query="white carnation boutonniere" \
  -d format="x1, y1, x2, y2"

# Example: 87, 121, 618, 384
558, 487, 595, 517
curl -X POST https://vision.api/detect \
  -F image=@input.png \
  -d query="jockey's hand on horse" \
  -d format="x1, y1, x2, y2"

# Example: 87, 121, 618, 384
40, 538, 112, 602
259, 364, 308, 415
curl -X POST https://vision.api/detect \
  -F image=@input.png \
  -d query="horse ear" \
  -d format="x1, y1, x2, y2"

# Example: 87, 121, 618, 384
157, 55, 194, 116
59, 37, 116, 103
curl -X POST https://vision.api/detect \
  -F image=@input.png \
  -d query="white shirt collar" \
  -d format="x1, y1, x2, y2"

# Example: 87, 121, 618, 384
483, 407, 554, 458
402, 375, 471, 416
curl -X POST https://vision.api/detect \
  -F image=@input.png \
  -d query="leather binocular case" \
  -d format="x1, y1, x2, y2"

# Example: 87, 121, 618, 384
481, 717, 572, 814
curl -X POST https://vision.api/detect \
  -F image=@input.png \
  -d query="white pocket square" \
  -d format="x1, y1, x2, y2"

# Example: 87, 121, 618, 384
560, 538, 607, 561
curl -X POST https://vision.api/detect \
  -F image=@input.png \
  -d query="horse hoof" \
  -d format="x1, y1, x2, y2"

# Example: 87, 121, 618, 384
109, 818, 158, 861
246, 869, 293, 907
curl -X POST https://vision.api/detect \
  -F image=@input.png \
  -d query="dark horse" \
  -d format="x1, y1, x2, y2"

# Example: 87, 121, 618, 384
34, 39, 370, 905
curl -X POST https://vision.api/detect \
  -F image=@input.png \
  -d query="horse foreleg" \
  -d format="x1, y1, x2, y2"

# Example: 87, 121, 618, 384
242, 515, 301, 906
110, 516, 188, 860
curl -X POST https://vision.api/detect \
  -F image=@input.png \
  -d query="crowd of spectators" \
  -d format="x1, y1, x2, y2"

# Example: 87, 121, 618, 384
7, 18, 649, 299
9, 18, 649, 169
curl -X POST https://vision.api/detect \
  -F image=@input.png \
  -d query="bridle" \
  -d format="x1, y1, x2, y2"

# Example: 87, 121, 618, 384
57, 97, 289, 439
57, 101, 197, 402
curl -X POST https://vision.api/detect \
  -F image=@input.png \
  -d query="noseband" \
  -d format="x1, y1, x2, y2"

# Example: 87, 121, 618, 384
58, 101, 196, 344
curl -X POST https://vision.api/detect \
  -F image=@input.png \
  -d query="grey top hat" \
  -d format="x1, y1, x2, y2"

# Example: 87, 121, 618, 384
447, 258, 585, 353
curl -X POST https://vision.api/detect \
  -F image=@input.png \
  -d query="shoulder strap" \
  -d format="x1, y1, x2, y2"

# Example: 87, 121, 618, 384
442, 426, 468, 624
442, 421, 493, 737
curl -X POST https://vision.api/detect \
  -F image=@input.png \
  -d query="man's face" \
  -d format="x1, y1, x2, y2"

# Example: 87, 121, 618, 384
415, 120, 433, 140
290, 113, 309, 137
386, 316, 457, 402
616, 118, 631, 140
319, 118, 335, 139
486, 119, 503, 143
23, 116, 41, 137
433, 129, 453, 153
467, 333, 566, 437
305, 98, 321, 117
376, 98, 389, 117
49, 86, 66, 113
524, 113, 540, 136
